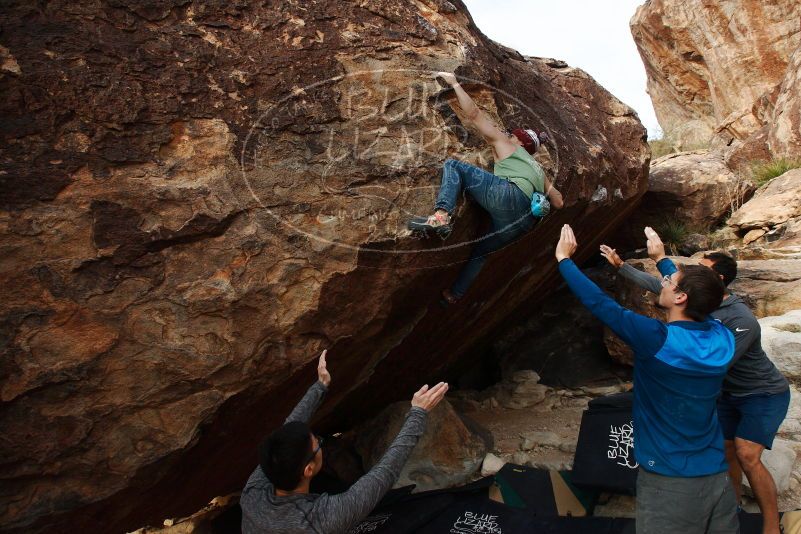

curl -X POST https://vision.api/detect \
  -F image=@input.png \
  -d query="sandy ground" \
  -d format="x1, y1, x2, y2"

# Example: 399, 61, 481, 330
459, 383, 801, 516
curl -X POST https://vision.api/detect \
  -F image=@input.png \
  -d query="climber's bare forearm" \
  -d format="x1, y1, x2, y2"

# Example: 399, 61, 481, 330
450, 83, 480, 122
545, 178, 564, 209
549, 189, 564, 209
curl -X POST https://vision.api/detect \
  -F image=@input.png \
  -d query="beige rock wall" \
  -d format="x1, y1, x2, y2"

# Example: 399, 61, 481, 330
729, 169, 801, 231
769, 45, 801, 159
631, 0, 801, 148
636, 149, 754, 231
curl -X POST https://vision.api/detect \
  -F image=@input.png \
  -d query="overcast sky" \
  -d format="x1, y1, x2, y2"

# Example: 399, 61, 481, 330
461, 0, 660, 138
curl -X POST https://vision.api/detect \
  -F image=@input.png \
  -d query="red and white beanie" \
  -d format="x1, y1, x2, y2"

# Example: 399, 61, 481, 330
511, 128, 550, 154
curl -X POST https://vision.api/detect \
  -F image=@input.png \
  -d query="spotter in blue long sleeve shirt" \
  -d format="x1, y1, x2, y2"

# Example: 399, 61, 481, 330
558, 259, 734, 477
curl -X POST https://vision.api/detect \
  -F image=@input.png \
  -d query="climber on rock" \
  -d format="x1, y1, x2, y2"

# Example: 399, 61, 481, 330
556, 225, 738, 534
408, 71, 564, 305
600, 233, 790, 534
240, 349, 448, 534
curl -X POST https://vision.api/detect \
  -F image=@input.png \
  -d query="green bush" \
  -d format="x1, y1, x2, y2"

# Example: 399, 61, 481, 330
653, 219, 688, 254
751, 158, 801, 187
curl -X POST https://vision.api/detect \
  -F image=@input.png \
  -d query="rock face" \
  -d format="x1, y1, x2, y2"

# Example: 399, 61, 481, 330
635, 150, 754, 231
782, 385, 801, 437
631, 0, 801, 148
743, 439, 797, 496
769, 45, 801, 159
486, 267, 631, 389
728, 170, 801, 248
731, 259, 801, 318
760, 310, 801, 382
0, 1, 648, 531
724, 127, 774, 175
353, 399, 490, 492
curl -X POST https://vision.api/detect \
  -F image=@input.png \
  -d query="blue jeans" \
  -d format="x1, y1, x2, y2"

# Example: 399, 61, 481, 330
434, 159, 537, 297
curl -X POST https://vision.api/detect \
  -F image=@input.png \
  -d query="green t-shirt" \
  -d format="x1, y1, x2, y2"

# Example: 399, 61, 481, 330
493, 147, 545, 200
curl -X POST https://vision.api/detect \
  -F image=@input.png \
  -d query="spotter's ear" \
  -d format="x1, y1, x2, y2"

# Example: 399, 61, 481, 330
674, 291, 688, 306
304, 462, 315, 478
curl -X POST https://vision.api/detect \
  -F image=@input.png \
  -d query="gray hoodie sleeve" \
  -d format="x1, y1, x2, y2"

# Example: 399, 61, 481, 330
618, 263, 663, 295
285, 381, 328, 424
311, 407, 428, 533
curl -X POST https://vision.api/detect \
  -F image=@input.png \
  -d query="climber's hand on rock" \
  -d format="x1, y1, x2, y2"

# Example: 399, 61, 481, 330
411, 382, 449, 412
644, 227, 666, 263
600, 245, 624, 268
555, 224, 577, 262
317, 350, 331, 387
434, 71, 458, 86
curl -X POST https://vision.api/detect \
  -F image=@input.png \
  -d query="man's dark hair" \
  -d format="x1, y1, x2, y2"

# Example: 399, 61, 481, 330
676, 264, 725, 321
258, 421, 313, 491
703, 251, 737, 287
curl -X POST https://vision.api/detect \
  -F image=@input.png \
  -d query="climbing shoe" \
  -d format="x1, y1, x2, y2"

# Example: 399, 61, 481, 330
407, 212, 452, 238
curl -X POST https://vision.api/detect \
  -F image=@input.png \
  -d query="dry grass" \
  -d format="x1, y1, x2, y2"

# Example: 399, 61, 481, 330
751, 158, 801, 187
725, 173, 754, 215
649, 137, 677, 159
648, 132, 710, 160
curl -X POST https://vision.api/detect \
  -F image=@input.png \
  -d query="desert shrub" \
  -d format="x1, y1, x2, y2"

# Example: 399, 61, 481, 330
751, 158, 801, 187
649, 137, 676, 159
654, 218, 688, 254
648, 131, 710, 160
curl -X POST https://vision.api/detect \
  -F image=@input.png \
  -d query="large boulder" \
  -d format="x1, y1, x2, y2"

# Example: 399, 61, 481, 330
352, 399, 490, 492
634, 150, 755, 231
729, 258, 801, 318
0, 2, 650, 531
724, 127, 773, 175
743, 439, 797, 496
728, 170, 801, 243
780, 385, 801, 437
631, 0, 801, 148
760, 310, 801, 381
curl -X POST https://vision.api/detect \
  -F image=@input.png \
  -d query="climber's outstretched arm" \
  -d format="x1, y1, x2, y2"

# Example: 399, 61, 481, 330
284, 350, 331, 424
310, 383, 447, 533
435, 71, 513, 153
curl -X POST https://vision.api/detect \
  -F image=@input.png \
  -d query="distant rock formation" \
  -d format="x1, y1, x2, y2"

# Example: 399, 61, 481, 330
630, 149, 755, 234
631, 0, 801, 150
768, 45, 801, 159
728, 169, 801, 245
0, 1, 647, 531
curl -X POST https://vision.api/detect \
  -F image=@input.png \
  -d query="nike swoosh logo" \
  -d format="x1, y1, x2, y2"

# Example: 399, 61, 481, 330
735, 328, 749, 332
